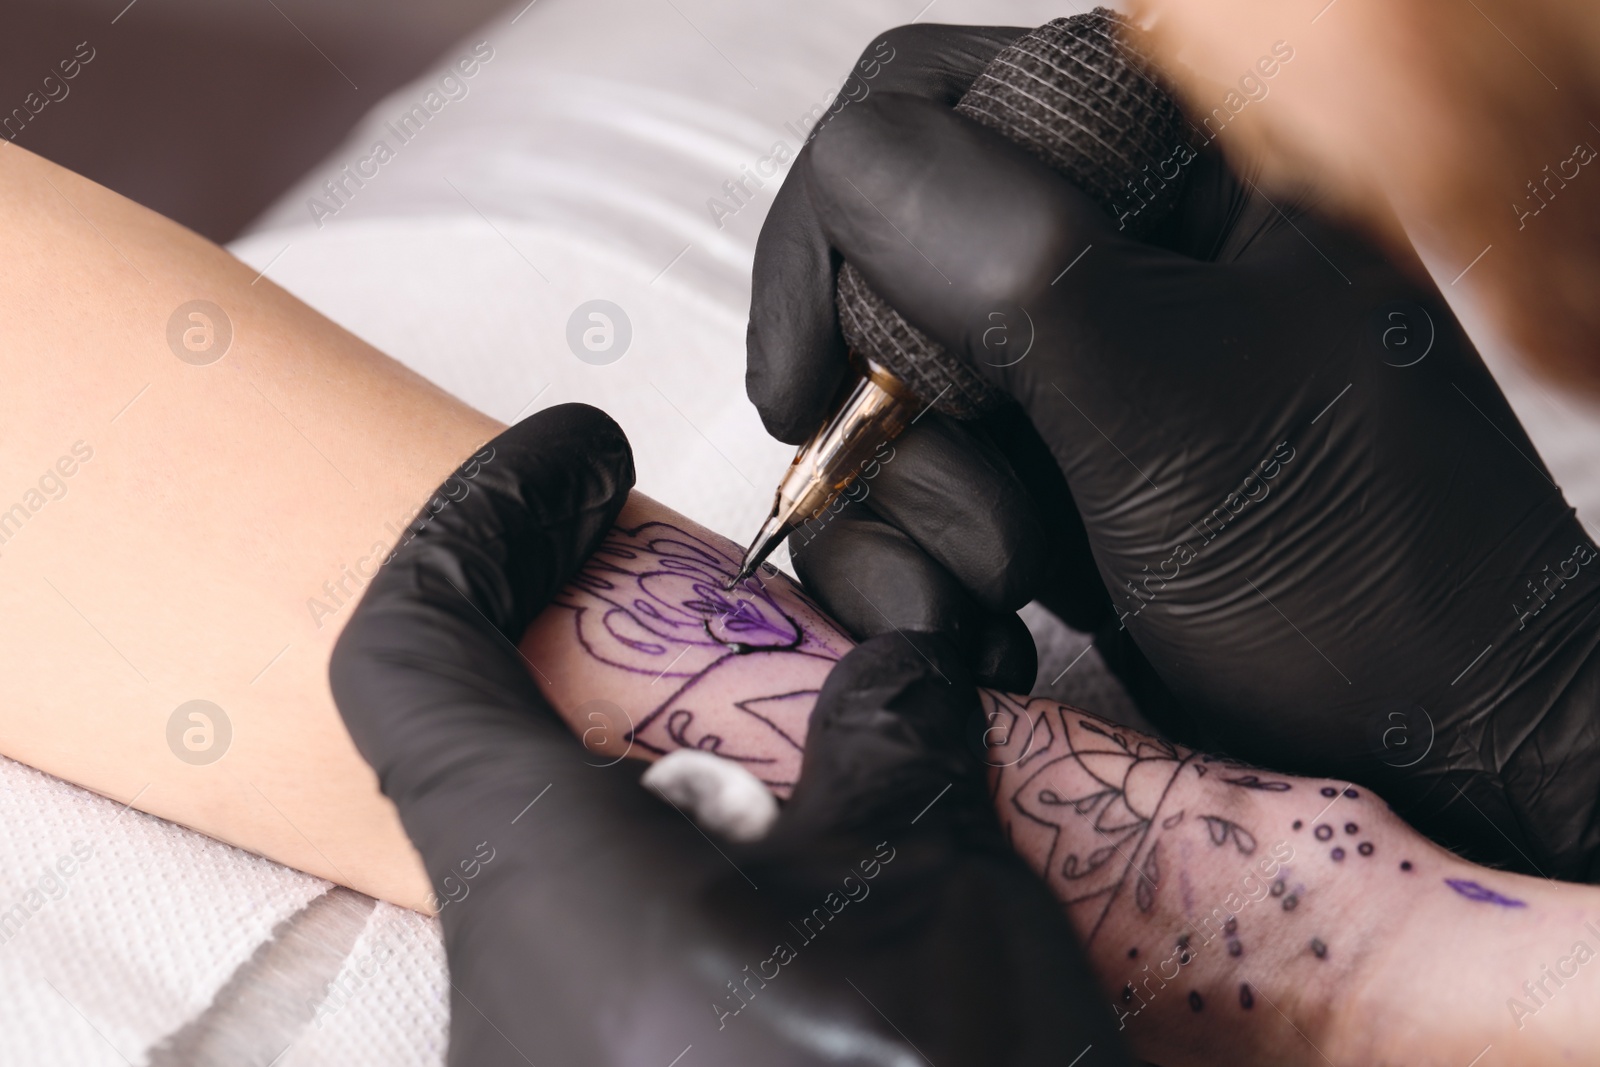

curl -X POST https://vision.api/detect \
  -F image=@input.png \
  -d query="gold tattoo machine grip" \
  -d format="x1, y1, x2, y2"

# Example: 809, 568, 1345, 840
733, 358, 921, 585
730, 9, 1186, 587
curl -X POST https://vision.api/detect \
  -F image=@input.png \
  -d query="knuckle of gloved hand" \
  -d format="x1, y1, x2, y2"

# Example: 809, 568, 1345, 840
744, 312, 847, 446
968, 611, 1038, 694
822, 631, 974, 717
791, 511, 969, 639
865, 421, 1048, 613
522, 401, 626, 456
804, 98, 895, 207
745, 183, 850, 444
807, 94, 969, 229
970, 180, 1085, 316
501, 403, 636, 508
838, 25, 958, 104
849, 24, 1029, 103
849, 24, 919, 87
509, 412, 634, 556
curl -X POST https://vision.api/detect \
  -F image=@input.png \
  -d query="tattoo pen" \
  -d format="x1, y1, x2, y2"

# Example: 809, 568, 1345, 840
728, 10, 1187, 588
731, 354, 922, 586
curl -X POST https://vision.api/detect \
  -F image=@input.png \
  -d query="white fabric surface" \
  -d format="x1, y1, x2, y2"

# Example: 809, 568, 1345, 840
6, 0, 1599, 1062
273, 900, 450, 1067
0, 755, 329, 1066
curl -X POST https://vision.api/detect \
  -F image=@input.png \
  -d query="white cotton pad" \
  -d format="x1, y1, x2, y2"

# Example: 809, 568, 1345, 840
641, 750, 780, 843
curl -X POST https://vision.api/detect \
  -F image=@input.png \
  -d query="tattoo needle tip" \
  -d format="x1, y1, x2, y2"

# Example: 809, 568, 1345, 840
730, 513, 788, 591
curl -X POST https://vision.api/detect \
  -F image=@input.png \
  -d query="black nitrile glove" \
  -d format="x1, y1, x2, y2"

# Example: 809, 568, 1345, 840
329, 403, 1129, 1066
751, 59, 1600, 882
748, 24, 1114, 695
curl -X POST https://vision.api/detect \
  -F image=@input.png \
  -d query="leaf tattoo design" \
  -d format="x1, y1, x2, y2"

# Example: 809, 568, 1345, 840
1136, 841, 1161, 913
1200, 815, 1259, 855
984, 692, 1196, 941
1222, 774, 1293, 792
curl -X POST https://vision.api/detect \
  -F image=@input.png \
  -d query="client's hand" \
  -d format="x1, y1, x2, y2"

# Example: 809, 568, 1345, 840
328, 404, 1130, 1066
752, 75, 1600, 881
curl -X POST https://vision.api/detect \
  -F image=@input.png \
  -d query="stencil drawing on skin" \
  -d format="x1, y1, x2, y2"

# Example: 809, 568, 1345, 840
517, 496, 1600, 1067
530, 513, 850, 790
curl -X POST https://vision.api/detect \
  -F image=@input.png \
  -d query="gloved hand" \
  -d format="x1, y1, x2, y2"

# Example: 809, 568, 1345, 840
748, 35, 1600, 882
329, 403, 1129, 1066
748, 24, 1117, 697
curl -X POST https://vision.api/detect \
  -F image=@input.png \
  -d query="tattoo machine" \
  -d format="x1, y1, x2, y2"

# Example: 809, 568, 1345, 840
731, 8, 1189, 587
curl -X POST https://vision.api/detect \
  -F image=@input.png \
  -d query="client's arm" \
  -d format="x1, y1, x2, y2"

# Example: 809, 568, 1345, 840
0, 142, 497, 908
329, 405, 1131, 1066
530, 496, 1600, 1067
521, 496, 851, 793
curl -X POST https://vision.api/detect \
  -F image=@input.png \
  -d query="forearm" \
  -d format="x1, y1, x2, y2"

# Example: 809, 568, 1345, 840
521, 492, 852, 791
523, 491, 1333, 1061
527, 492, 1600, 1067
0, 143, 499, 909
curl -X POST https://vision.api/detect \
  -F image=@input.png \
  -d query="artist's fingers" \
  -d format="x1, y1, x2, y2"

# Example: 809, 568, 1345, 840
765, 630, 984, 844
803, 92, 1124, 367
746, 174, 849, 445
788, 410, 1047, 608
973, 403, 1114, 633
875, 413, 1049, 611
789, 507, 1037, 693
747, 25, 1030, 444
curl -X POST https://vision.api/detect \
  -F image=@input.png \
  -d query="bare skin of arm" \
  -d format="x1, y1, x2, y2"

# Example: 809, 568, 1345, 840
6, 143, 1599, 1065
0, 141, 496, 910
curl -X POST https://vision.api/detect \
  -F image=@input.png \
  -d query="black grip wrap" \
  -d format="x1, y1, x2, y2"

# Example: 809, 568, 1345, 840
836, 8, 1188, 418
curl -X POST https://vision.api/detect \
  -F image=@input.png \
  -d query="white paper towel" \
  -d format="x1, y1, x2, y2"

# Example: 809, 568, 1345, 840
0, 754, 328, 1066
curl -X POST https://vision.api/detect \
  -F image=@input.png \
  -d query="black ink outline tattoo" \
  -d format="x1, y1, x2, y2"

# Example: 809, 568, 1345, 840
981, 692, 1292, 946
981, 691, 1202, 941
553, 520, 849, 787
556, 522, 1301, 955
1201, 816, 1259, 855
1222, 774, 1293, 792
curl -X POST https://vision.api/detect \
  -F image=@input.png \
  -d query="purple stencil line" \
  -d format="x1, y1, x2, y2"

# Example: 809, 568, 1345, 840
1444, 878, 1527, 908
